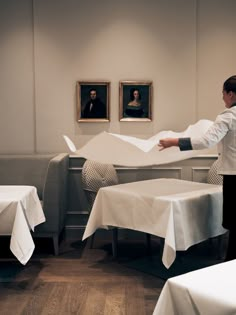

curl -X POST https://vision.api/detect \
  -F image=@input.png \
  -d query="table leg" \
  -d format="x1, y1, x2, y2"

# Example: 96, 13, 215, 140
112, 228, 118, 258
146, 233, 152, 256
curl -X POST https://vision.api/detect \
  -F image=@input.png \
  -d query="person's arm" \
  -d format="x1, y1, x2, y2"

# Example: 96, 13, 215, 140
159, 111, 232, 151
158, 137, 193, 151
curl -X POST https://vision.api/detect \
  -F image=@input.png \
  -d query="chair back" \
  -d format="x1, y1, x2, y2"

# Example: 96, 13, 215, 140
207, 159, 223, 185
82, 160, 119, 211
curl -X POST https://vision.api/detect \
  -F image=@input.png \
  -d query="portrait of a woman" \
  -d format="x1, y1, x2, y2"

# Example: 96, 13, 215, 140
119, 81, 152, 121
124, 88, 145, 118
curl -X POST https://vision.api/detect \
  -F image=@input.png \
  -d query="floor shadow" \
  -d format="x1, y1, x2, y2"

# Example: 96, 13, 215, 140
0, 237, 224, 281
90, 238, 224, 280
120, 240, 224, 280
32, 238, 86, 259
0, 237, 87, 261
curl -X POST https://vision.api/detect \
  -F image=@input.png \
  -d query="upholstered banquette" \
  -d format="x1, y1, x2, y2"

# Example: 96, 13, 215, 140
0, 153, 69, 255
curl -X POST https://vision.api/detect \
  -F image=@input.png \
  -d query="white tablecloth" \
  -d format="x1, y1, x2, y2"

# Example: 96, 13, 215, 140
82, 178, 226, 268
75, 120, 213, 166
153, 260, 236, 315
0, 186, 46, 264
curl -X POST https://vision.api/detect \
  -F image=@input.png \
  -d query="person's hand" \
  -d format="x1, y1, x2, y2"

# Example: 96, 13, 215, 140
158, 138, 179, 151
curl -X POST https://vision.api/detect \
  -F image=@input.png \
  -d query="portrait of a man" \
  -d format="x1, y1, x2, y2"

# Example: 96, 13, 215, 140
77, 81, 110, 122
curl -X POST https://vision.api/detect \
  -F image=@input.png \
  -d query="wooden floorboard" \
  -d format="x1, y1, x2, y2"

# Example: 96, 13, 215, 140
0, 236, 224, 314
0, 238, 166, 315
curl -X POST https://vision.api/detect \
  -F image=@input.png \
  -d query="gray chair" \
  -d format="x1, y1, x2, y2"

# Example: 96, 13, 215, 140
82, 159, 152, 257
207, 158, 223, 185
82, 159, 119, 256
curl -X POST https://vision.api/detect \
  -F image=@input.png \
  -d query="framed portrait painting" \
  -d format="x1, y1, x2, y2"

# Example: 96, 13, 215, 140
119, 81, 152, 121
77, 81, 110, 122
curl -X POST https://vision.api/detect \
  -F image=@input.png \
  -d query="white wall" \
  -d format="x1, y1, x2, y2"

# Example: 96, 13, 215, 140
0, 0, 35, 153
0, 0, 236, 154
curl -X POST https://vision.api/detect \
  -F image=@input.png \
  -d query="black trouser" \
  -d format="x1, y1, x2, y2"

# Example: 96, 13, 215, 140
223, 175, 236, 260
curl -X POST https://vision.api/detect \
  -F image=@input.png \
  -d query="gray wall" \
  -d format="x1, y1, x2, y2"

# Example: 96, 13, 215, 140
1, 0, 235, 154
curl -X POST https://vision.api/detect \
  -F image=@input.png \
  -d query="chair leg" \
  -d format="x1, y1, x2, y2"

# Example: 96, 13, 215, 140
52, 235, 59, 256
112, 228, 118, 258
89, 233, 96, 249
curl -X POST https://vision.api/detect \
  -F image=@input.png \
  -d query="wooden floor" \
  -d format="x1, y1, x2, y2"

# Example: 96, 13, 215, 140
0, 237, 166, 315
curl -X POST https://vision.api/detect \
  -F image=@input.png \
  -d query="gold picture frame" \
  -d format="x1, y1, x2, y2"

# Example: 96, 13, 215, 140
119, 80, 152, 121
77, 81, 110, 122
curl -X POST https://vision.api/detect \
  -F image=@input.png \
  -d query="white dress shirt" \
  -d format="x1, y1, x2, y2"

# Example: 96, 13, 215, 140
191, 106, 236, 174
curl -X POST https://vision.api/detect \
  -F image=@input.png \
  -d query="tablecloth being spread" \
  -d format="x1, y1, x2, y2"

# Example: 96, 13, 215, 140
75, 119, 214, 166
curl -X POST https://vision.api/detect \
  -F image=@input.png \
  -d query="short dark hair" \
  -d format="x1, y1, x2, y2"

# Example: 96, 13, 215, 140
223, 75, 236, 93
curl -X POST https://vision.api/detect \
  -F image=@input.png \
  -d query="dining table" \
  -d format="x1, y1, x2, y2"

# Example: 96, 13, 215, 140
153, 259, 236, 315
0, 185, 46, 264
82, 178, 226, 268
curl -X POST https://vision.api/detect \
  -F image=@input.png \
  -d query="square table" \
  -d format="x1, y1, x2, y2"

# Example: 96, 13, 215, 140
82, 178, 226, 268
153, 259, 236, 315
0, 185, 46, 264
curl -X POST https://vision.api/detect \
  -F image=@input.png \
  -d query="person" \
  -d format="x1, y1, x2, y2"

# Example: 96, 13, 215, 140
82, 88, 106, 119
158, 75, 236, 261
124, 88, 145, 118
